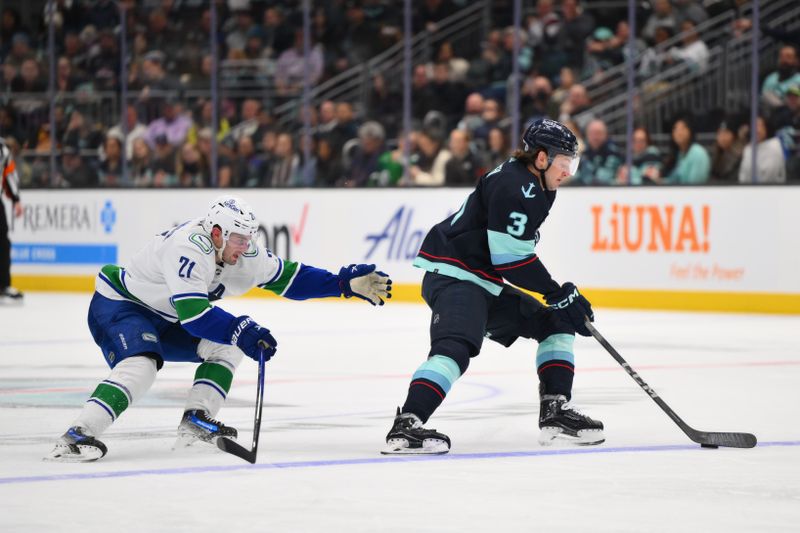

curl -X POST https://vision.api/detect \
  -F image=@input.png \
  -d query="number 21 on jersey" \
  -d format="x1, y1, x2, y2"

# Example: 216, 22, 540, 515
178, 256, 196, 278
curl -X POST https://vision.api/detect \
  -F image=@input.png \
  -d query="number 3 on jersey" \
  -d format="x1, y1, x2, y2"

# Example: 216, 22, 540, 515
178, 256, 196, 278
507, 212, 528, 237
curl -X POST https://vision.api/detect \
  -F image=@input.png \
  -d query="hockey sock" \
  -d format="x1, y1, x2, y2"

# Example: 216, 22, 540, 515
184, 360, 235, 417
402, 355, 462, 423
536, 333, 575, 399
73, 355, 158, 436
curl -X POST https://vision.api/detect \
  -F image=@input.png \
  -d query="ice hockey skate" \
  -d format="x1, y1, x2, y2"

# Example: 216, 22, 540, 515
538, 394, 605, 446
381, 408, 451, 455
0, 286, 23, 305
44, 427, 107, 462
174, 409, 238, 448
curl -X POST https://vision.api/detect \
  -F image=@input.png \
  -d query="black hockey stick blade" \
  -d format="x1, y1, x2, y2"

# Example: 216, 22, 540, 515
585, 318, 757, 449
217, 344, 268, 463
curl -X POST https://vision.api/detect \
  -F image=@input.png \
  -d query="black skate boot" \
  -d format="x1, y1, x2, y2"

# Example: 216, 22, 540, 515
0, 286, 23, 305
175, 410, 238, 448
538, 395, 605, 446
44, 427, 108, 462
381, 407, 451, 455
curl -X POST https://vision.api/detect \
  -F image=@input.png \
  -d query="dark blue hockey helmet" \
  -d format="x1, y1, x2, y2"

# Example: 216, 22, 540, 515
521, 118, 580, 174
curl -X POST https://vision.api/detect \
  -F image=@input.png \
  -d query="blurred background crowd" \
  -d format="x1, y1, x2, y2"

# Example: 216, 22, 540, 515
0, 0, 798, 189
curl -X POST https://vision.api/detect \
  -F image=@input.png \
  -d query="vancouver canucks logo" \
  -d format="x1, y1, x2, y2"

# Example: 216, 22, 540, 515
522, 182, 536, 199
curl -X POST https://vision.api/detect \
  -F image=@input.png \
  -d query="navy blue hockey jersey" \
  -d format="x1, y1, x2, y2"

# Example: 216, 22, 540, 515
413, 157, 561, 296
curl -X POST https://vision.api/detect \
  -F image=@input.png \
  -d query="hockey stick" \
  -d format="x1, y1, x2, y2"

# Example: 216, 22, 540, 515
216, 343, 268, 463
585, 318, 757, 449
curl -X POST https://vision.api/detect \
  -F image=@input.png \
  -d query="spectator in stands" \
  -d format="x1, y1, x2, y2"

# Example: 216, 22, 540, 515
296, 134, 317, 187
87, 29, 119, 91
333, 102, 359, 147
559, 84, 594, 134
436, 41, 469, 83
709, 121, 744, 182
773, 85, 800, 131
98, 135, 125, 187
55, 56, 86, 93
445, 129, 483, 186
177, 141, 207, 188
62, 109, 103, 152
1, 8, 24, 58
344, 121, 385, 187
130, 137, 153, 186
416, 0, 457, 33
572, 119, 621, 185
551, 67, 575, 110
196, 127, 233, 187
275, 30, 324, 97
224, 7, 257, 54
521, 75, 556, 123
527, 0, 560, 50
429, 61, 467, 128
639, 25, 674, 78
457, 93, 485, 138
145, 99, 192, 149
315, 136, 344, 187
150, 133, 178, 187
557, 0, 594, 71
739, 115, 786, 183
672, 0, 709, 28
616, 127, 662, 185
473, 98, 504, 142
411, 64, 435, 121
233, 135, 266, 188
663, 116, 710, 184
267, 132, 301, 187
262, 6, 295, 59
317, 100, 338, 138
410, 129, 451, 186
6, 32, 34, 68
486, 127, 509, 169
367, 73, 401, 138
62, 31, 89, 75
104, 104, 147, 161
663, 20, 710, 74
11, 57, 45, 92
761, 46, 800, 110
58, 141, 98, 188
642, 0, 677, 44
186, 100, 230, 145
131, 50, 178, 121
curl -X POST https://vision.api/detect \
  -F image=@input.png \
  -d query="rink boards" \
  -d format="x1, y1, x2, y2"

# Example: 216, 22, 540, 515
5, 186, 800, 313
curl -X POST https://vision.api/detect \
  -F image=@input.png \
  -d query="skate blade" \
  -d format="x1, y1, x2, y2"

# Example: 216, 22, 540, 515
43, 445, 103, 463
381, 438, 450, 455
538, 427, 605, 446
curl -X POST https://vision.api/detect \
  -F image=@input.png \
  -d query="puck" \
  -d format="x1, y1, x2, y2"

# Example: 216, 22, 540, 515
701, 444, 719, 448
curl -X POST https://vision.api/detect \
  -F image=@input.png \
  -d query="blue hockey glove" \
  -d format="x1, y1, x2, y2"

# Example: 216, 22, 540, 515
230, 316, 278, 361
338, 264, 392, 306
545, 282, 594, 337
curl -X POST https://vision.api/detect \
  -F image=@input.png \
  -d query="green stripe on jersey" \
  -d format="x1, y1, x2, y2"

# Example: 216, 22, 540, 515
194, 362, 234, 393
90, 382, 130, 417
175, 298, 212, 322
260, 261, 299, 296
100, 264, 141, 303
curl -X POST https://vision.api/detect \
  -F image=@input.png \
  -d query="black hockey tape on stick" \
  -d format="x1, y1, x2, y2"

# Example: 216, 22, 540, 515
216, 343, 268, 463
584, 317, 757, 449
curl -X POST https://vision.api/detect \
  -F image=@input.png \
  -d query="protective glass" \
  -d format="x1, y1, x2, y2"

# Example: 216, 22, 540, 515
552, 153, 580, 175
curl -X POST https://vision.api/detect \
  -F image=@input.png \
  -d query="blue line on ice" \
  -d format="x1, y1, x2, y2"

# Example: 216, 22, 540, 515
4, 441, 799, 486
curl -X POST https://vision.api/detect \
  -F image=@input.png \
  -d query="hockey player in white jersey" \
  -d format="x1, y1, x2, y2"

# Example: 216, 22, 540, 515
46, 195, 392, 462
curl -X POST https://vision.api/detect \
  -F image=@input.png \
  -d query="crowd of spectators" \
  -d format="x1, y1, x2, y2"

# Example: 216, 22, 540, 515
0, 0, 797, 188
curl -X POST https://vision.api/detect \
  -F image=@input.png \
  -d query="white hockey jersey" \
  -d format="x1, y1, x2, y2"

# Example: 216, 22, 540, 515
96, 218, 300, 324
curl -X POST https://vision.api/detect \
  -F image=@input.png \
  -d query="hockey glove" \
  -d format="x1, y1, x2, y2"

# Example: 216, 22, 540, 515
545, 282, 594, 337
230, 316, 278, 361
338, 264, 392, 306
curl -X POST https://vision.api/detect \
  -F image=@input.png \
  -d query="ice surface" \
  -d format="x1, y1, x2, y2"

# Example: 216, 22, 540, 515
1, 293, 798, 532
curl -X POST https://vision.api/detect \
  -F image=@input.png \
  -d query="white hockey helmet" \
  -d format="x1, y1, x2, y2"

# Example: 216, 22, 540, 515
201, 195, 259, 241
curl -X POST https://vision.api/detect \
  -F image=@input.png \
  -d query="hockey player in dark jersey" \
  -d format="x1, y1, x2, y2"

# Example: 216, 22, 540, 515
383, 118, 603, 455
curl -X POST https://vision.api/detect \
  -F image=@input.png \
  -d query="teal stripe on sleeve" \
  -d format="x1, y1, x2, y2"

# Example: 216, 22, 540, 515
487, 230, 536, 265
